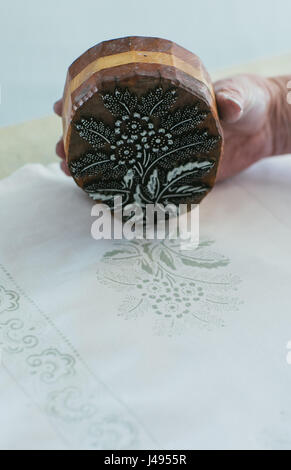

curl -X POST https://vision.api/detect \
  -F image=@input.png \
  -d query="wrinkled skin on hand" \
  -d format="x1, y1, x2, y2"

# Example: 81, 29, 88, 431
214, 74, 275, 181
54, 74, 290, 182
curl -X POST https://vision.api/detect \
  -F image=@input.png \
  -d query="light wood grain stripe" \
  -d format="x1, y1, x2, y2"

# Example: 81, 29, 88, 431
64, 50, 211, 107
63, 50, 213, 154
72, 50, 208, 91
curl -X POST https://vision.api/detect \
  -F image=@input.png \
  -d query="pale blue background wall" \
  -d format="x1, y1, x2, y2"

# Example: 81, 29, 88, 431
0, 0, 290, 126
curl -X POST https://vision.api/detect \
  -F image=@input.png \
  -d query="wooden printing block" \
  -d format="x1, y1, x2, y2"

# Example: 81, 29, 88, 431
62, 36, 223, 212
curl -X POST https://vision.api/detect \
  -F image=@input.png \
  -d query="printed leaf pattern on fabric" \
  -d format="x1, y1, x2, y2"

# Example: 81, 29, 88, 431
97, 239, 242, 336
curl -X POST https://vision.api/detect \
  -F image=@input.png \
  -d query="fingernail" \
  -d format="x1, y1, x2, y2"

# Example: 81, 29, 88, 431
216, 91, 243, 123
217, 91, 243, 110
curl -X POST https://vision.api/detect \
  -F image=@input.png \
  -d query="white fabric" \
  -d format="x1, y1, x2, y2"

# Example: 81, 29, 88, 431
0, 158, 290, 450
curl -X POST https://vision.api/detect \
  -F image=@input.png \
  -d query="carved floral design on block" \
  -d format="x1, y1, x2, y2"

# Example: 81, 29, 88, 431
70, 87, 220, 210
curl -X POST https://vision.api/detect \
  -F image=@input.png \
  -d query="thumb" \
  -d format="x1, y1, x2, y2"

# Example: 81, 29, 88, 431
214, 75, 271, 132
215, 90, 243, 124
215, 79, 244, 124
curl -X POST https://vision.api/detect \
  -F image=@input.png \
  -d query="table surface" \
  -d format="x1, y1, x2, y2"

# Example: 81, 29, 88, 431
0, 53, 290, 180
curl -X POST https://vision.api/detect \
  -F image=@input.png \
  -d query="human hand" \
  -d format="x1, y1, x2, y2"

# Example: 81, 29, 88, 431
215, 74, 281, 181
53, 99, 71, 176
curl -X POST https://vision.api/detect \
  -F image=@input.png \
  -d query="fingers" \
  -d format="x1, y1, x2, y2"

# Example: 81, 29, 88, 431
54, 99, 71, 177
56, 138, 71, 176
53, 99, 63, 117
60, 159, 71, 176
56, 138, 66, 160
214, 74, 271, 133
215, 78, 244, 124
215, 90, 243, 124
